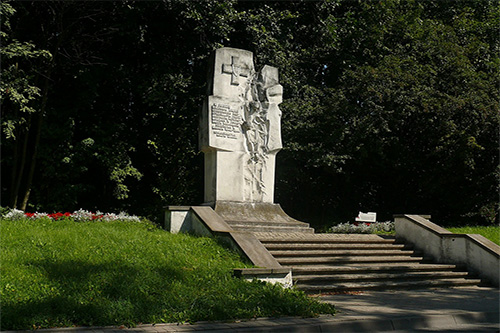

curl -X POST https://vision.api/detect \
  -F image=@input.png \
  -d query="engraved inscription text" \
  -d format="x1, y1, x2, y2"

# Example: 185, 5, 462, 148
211, 103, 240, 139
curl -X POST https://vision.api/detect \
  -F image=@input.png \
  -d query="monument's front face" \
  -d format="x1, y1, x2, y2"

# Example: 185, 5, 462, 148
200, 47, 283, 204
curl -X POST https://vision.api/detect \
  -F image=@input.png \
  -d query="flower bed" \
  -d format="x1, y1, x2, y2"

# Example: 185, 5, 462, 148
329, 221, 395, 234
3, 208, 140, 222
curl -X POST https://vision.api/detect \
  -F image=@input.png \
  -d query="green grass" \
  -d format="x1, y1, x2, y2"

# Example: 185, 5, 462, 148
373, 230, 396, 235
0, 219, 334, 330
447, 225, 500, 245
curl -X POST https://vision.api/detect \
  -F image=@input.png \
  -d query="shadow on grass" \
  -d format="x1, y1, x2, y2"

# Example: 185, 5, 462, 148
2, 258, 187, 329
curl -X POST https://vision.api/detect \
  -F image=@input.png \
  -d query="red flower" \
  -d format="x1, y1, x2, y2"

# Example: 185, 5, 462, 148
49, 212, 64, 220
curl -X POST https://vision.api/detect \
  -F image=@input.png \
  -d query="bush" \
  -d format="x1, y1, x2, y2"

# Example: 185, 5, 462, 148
329, 221, 395, 234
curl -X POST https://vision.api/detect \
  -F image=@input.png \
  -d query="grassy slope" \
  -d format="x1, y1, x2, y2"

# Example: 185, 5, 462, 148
447, 226, 500, 245
0, 219, 334, 330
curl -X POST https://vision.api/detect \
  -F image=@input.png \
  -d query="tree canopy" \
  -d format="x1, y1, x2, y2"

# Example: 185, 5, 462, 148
1, 0, 498, 226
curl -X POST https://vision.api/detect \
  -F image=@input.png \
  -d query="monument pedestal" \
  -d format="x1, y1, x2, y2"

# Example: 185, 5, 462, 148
213, 201, 313, 233
203, 150, 278, 204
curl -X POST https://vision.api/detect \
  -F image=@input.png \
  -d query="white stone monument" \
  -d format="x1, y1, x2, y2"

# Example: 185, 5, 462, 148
200, 47, 283, 205
166, 47, 312, 234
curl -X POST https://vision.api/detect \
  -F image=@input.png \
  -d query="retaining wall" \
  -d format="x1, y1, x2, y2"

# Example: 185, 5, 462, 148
395, 214, 500, 287
164, 206, 292, 287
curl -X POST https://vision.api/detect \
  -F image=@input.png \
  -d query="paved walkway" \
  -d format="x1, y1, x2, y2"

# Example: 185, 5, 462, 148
10, 287, 499, 333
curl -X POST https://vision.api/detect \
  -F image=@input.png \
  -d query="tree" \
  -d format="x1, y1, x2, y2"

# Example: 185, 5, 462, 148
274, 0, 499, 225
1, 0, 497, 226
1, 1, 52, 210
1, 1, 238, 218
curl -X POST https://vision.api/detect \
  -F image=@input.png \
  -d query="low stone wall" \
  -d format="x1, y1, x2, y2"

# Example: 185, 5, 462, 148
233, 268, 292, 287
394, 214, 500, 287
164, 206, 292, 288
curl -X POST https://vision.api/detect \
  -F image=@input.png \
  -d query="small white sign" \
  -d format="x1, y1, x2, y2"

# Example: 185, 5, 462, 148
355, 211, 377, 223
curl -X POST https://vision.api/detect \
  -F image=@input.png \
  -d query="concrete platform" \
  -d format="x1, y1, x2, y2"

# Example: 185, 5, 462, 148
14, 287, 499, 332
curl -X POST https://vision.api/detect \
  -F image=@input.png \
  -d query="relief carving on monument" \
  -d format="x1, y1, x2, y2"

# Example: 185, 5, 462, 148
240, 66, 283, 201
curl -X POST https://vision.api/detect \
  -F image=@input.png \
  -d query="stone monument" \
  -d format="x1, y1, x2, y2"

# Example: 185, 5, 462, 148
200, 47, 283, 204
199, 47, 312, 233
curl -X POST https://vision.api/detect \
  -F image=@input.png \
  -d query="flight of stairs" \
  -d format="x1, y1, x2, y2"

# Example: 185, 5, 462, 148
255, 232, 484, 293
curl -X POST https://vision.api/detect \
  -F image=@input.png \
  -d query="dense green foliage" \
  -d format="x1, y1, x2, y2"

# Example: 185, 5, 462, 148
1, 0, 498, 226
0, 219, 334, 329
448, 225, 500, 245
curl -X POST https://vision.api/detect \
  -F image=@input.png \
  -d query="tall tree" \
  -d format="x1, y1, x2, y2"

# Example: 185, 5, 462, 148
1, 0, 497, 226
273, 0, 499, 225
1, 1, 52, 210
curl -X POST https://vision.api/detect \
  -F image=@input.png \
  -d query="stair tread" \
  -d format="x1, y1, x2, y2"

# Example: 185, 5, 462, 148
291, 263, 462, 273
279, 256, 424, 264
264, 243, 409, 250
297, 278, 483, 291
294, 271, 471, 281
231, 226, 314, 233
270, 249, 418, 256
263, 240, 398, 244
227, 220, 310, 227
255, 233, 397, 243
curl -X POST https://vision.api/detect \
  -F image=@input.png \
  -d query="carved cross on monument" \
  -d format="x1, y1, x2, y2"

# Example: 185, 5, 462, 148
222, 56, 251, 85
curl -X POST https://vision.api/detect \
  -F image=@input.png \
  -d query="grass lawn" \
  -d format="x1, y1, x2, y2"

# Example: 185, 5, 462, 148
0, 219, 334, 330
447, 226, 500, 245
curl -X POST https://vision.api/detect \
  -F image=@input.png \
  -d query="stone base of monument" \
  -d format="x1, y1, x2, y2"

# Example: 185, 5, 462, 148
213, 201, 314, 233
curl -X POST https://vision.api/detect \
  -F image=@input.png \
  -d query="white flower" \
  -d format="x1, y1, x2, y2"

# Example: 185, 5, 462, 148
33, 212, 50, 220
330, 221, 395, 234
72, 209, 94, 221
117, 212, 140, 222
102, 213, 117, 221
4, 209, 26, 220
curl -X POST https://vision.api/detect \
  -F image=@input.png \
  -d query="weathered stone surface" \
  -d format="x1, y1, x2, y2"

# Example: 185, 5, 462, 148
200, 47, 283, 204
215, 201, 302, 223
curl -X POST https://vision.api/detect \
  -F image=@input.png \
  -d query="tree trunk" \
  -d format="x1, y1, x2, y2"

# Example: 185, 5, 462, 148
19, 112, 44, 211
10, 124, 31, 209
18, 69, 51, 211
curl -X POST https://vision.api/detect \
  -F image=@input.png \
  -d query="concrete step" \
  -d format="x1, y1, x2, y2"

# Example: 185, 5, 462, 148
226, 220, 311, 228
256, 233, 397, 242
294, 271, 472, 283
278, 256, 425, 265
270, 249, 419, 257
297, 278, 484, 293
291, 263, 464, 275
260, 238, 398, 244
264, 243, 410, 250
230, 225, 315, 233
